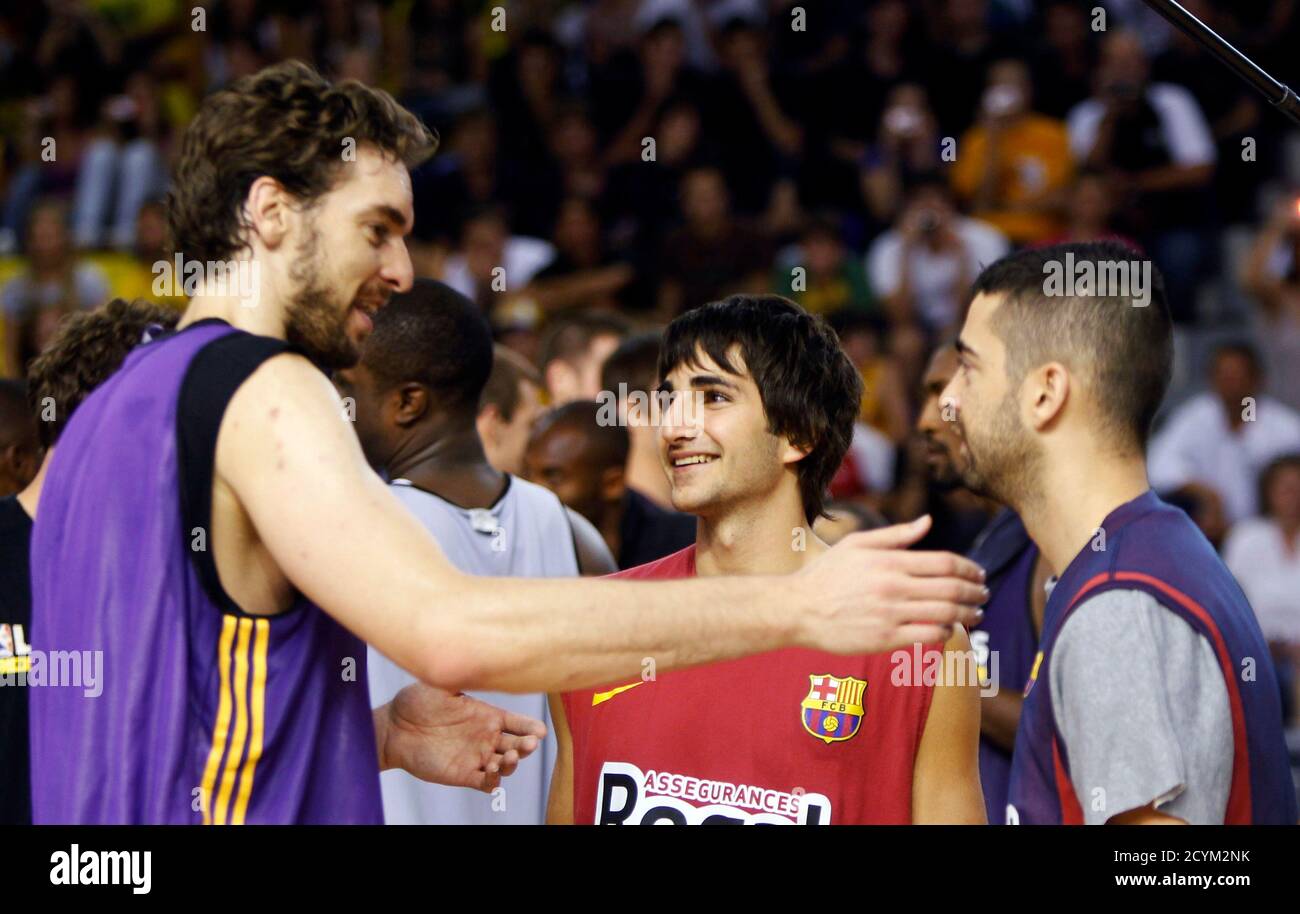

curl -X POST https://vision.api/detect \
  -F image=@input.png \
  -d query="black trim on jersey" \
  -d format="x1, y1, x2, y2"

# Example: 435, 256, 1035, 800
177, 327, 295, 617
390, 473, 512, 512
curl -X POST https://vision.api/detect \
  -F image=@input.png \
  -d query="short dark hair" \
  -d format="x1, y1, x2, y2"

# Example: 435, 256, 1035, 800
970, 241, 1173, 451
167, 60, 436, 264
659, 294, 862, 524
1259, 452, 1300, 517
600, 331, 662, 401
26, 298, 180, 448
360, 279, 494, 417
537, 311, 632, 371
531, 399, 629, 471
479, 344, 542, 421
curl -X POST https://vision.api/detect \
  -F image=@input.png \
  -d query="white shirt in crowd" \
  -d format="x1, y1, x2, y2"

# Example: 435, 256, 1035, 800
1223, 519, 1300, 645
1067, 83, 1216, 168
1147, 392, 1300, 522
866, 218, 1010, 330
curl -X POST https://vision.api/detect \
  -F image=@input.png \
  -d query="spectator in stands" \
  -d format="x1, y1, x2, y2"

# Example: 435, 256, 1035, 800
439, 205, 555, 327
1149, 342, 1300, 523
3, 201, 109, 377
1041, 169, 1139, 250
523, 399, 694, 569
866, 173, 1009, 336
1029, 0, 1097, 120
537, 311, 630, 406
1067, 29, 1215, 323
477, 345, 547, 477
2, 77, 91, 252
1241, 195, 1300, 412
658, 166, 771, 318
829, 310, 910, 447
859, 83, 942, 226
950, 58, 1074, 245
525, 196, 634, 314
772, 214, 876, 318
1223, 454, 1300, 724
922, 0, 1020, 137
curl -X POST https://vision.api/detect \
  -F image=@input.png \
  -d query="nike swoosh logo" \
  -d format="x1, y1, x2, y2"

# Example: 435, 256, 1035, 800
591, 681, 646, 706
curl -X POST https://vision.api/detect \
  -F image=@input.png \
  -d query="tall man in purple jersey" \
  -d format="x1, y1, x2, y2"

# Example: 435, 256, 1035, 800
29, 61, 986, 823
944, 241, 1297, 824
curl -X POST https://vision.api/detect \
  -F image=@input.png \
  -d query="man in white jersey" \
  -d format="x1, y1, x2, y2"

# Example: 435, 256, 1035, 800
336, 279, 616, 823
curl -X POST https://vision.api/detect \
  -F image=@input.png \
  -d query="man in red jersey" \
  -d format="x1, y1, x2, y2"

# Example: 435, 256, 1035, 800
548, 295, 985, 825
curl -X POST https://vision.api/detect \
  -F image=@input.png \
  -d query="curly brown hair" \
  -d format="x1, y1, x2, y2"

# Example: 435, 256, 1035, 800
165, 60, 437, 264
27, 298, 180, 448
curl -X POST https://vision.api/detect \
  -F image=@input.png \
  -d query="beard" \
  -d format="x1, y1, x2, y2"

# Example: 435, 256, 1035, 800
957, 389, 1042, 506
284, 218, 363, 372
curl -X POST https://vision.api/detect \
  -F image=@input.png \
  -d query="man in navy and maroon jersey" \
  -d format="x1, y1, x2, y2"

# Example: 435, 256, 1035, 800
548, 295, 987, 825
945, 240, 1297, 824
28, 63, 984, 823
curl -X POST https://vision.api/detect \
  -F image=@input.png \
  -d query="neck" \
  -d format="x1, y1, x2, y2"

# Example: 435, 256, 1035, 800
16, 448, 53, 518
1017, 445, 1150, 576
694, 486, 822, 577
386, 425, 503, 507
179, 284, 287, 340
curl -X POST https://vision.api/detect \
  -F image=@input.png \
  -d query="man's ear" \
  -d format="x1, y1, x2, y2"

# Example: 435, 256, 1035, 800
600, 463, 626, 503
1024, 362, 1070, 431
475, 404, 501, 446
244, 175, 292, 251
779, 436, 812, 468
392, 383, 429, 427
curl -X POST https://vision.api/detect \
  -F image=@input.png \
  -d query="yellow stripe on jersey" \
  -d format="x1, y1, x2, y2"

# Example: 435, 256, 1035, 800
199, 616, 238, 825
214, 618, 253, 825
591, 681, 645, 706
232, 619, 269, 825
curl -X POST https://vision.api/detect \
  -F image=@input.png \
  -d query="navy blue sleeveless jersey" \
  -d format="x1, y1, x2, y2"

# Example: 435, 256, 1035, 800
1007, 490, 1296, 824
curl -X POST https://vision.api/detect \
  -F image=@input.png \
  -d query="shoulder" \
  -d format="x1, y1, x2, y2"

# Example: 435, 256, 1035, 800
609, 545, 696, 580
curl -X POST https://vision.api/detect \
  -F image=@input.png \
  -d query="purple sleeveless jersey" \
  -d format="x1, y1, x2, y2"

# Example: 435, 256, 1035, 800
1008, 490, 1297, 824
29, 322, 383, 824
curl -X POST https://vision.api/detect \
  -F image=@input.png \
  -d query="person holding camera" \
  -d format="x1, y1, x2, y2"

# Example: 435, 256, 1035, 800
950, 59, 1074, 245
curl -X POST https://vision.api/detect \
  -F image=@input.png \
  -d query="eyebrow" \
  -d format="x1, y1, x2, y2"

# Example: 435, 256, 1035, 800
689, 373, 739, 390
954, 337, 979, 362
363, 205, 410, 232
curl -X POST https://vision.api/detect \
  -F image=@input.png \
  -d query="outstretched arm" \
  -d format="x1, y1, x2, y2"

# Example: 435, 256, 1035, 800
220, 354, 987, 695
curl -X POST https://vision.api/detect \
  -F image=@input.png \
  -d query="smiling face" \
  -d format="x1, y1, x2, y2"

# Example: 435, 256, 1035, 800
280, 144, 415, 370
657, 346, 803, 520
941, 292, 1042, 503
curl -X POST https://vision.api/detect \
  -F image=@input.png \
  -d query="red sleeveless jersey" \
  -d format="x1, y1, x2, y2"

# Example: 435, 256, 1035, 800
562, 546, 938, 825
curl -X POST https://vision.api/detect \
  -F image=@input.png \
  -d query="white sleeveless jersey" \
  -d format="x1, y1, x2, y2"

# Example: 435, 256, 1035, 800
367, 475, 579, 824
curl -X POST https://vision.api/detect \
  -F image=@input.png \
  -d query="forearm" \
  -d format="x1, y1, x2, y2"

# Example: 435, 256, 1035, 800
1133, 163, 1212, 193
429, 573, 798, 694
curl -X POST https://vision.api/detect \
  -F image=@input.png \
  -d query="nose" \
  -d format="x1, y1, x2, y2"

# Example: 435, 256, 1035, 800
658, 391, 701, 447
382, 239, 415, 294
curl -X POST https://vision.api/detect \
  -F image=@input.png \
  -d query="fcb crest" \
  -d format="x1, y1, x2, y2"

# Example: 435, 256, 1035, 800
800, 674, 867, 744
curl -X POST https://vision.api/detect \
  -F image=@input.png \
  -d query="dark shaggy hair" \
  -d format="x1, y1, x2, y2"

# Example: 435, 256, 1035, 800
27, 298, 180, 448
970, 240, 1173, 452
360, 279, 494, 417
166, 60, 436, 264
658, 294, 862, 524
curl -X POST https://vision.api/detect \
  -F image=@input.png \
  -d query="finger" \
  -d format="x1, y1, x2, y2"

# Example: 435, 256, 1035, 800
501, 710, 547, 739
892, 550, 986, 582
894, 576, 988, 606
477, 768, 500, 795
496, 732, 540, 758
889, 600, 984, 630
847, 515, 931, 550
498, 749, 521, 779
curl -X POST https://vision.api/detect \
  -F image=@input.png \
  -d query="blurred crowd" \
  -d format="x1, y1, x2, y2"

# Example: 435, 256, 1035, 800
0, 0, 1299, 724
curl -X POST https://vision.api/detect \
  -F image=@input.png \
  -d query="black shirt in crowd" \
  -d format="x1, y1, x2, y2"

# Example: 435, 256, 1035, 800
0, 494, 34, 825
